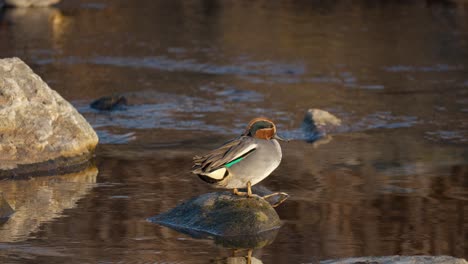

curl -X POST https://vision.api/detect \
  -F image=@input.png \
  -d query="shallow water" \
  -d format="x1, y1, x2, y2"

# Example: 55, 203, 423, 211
0, 0, 468, 263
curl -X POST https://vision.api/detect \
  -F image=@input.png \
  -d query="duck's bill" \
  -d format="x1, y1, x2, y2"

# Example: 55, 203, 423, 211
274, 134, 290, 142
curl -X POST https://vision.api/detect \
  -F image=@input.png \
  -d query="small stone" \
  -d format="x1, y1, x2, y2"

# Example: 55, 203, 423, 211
321, 255, 468, 264
0, 57, 98, 175
148, 192, 281, 237
4, 0, 60, 7
90, 95, 128, 111
302, 109, 341, 142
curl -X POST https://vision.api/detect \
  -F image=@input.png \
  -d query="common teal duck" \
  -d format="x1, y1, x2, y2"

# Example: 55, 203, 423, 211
192, 118, 287, 197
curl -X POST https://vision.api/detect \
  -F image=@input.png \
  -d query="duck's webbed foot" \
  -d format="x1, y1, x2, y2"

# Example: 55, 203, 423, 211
261, 192, 289, 207
235, 183, 289, 205
233, 183, 261, 198
233, 188, 247, 196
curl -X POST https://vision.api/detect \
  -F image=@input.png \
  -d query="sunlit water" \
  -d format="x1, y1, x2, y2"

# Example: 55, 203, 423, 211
0, 0, 467, 263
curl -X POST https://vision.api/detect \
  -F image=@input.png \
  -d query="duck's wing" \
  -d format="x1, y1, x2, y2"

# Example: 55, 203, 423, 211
192, 136, 257, 175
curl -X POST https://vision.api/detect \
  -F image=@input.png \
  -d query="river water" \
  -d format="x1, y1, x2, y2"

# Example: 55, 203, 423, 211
0, 0, 467, 263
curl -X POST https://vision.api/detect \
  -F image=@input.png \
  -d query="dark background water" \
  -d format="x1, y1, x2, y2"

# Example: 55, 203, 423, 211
0, 0, 467, 263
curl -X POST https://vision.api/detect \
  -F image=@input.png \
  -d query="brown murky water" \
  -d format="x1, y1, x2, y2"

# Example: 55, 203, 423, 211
0, 0, 468, 263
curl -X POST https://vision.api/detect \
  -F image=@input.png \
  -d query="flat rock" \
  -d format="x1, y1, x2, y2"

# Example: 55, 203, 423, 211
302, 109, 341, 142
0, 57, 98, 175
5, 0, 60, 7
149, 192, 281, 237
321, 255, 468, 264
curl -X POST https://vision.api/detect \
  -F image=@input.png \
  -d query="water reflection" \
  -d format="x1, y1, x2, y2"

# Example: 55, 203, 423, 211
2, 7, 71, 53
0, 166, 97, 242
272, 139, 468, 259
155, 216, 278, 264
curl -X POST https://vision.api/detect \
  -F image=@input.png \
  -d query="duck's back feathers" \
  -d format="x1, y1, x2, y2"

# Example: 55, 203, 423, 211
192, 136, 257, 182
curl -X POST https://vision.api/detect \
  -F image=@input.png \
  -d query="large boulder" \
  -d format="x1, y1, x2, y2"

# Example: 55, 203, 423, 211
149, 192, 282, 237
4, 0, 60, 7
0, 57, 98, 176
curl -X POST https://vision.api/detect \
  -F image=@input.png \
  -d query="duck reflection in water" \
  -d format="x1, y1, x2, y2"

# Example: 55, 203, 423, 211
213, 249, 261, 264
208, 228, 278, 264
186, 227, 277, 264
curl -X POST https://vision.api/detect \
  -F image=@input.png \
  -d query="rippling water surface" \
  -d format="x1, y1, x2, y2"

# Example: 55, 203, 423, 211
0, 0, 467, 263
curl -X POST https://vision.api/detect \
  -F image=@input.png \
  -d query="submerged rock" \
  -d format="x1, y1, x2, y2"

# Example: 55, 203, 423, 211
302, 109, 341, 142
149, 192, 282, 237
4, 0, 60, 7
0, 57, 98, 175
321, 255, 468, 264
90, 95, 128, 111
0, 193, 14, 221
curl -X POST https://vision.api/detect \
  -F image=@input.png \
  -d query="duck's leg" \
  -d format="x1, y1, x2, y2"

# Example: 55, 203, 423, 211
233, 188, 247, 196
233, 183, 257, 197
247, 181, 253, 197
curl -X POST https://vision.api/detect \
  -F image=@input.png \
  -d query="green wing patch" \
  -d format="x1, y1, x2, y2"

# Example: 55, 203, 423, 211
223, 148, 256, 168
